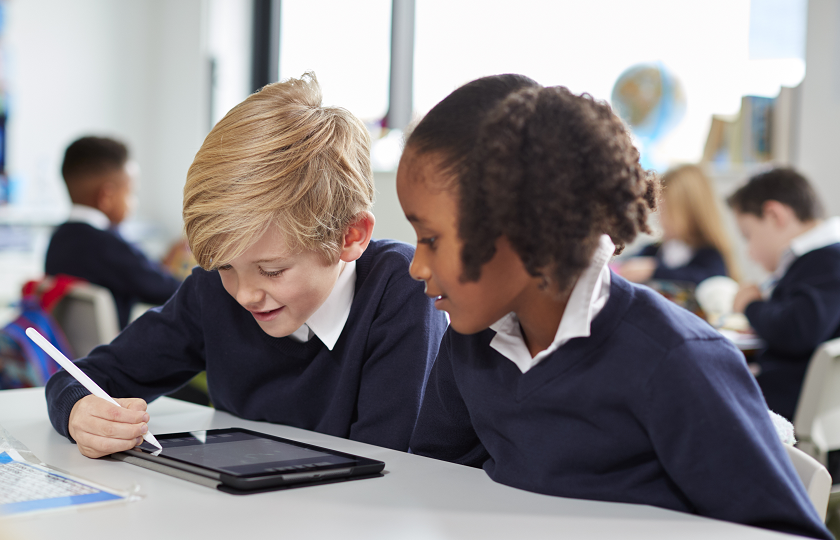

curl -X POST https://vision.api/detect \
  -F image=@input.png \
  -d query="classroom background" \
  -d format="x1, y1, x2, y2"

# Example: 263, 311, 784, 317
0, 0, 835, 319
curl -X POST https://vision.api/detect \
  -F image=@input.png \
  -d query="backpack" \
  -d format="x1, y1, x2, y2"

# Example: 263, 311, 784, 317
0, 275, 79, 389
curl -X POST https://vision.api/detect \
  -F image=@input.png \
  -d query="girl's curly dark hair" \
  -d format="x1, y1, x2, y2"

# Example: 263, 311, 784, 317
407, 75, 658, 292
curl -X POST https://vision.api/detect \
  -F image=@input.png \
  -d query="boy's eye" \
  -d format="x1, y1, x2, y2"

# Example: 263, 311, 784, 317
218, 264, 232, 271
259, 268, 285, 278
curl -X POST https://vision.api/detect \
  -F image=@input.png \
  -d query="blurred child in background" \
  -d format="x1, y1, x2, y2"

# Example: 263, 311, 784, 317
45, 136, 182, 329
729, 167, 840, 421
618, 164, 739, 285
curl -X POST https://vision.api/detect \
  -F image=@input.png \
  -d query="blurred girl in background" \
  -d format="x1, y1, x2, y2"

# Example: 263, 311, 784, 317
618, 164, 739, 285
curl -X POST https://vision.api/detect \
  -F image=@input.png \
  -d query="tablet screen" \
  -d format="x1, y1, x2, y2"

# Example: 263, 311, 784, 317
140, 430, 356, 476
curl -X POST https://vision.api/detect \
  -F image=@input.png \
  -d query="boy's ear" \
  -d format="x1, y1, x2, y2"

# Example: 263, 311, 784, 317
762, 200, 794, 227
339, 211, 375, 263
96, 182, 116, 213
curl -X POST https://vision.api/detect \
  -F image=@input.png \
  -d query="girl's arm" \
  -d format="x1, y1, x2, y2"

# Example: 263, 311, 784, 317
409, 330, 489, 467
348, 264, 448, 452
651, 248, 727, 284
644, 337, 830, 539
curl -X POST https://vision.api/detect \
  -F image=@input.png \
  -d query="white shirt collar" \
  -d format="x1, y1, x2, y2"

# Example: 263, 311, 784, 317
287, 260, 356, 350
659, 239, 694, 269
766, 217, 840, 296
790, 217, 840, 257
489, 235, 614, 374
67, 204, 111, 231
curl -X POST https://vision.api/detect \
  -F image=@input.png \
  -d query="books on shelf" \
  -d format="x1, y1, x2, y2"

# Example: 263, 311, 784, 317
702, 85, 800, 166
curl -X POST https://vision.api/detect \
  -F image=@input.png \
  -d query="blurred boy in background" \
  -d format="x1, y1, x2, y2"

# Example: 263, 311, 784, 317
729, 167, 840, 420
45, 136, 182, 329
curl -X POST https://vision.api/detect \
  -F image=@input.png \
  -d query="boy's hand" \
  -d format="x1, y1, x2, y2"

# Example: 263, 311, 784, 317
68, 395, 149, 458
617, 257, 657, 283
733, 284, 762, 313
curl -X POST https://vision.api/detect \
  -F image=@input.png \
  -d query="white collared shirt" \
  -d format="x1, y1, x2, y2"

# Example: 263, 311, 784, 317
764, 217, 840, 297
659, 239, 694, 269
67, 204, 111, 231
287, 260, 356, 350
489, 235, 615, 374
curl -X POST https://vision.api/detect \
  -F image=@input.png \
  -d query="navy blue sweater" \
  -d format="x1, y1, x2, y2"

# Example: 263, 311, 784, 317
45, 239, 448, 452
747, 244, 840, 421
45, 222, 181, 329
410, 274, 830, 540
639, 243, 728, 285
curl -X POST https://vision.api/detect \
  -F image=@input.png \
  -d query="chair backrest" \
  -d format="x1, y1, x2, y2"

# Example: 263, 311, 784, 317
784, 444, 832, 522
793, 338, 840, 463
51, 283, 120, 358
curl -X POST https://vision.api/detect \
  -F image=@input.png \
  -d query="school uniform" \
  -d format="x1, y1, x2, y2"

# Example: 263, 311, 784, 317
410, 235, 830, 540
45, 239, 449, 452
45, 205, 182, 329
747, 217, 840, 421
638, 239, 727, 285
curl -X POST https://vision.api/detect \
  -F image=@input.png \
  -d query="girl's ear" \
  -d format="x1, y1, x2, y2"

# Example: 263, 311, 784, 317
339, 211, 375, 263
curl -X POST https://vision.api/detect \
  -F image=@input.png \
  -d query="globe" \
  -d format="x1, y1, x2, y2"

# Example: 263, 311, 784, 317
610, 63, 686, 145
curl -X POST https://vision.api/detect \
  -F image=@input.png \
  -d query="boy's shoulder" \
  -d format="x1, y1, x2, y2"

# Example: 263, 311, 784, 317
356, 239, 416, 282
48, 222, 128, 252
786, 243, 840, 279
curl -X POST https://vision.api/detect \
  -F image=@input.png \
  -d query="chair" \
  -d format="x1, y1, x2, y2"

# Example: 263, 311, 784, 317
51, 283, 120, 358
793, 338, 840, 465
784, 444, 832, 521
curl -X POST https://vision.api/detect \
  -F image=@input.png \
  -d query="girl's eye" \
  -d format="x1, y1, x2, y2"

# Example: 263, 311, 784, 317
260, 268, 284, 278
418, 237, 438, 250
218, 264, 232, 271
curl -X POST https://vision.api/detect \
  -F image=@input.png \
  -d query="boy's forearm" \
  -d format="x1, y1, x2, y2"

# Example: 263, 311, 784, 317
45, 372, 92, 441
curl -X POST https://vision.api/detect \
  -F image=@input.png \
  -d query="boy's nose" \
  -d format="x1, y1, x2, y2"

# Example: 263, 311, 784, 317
236, 280, 265, 308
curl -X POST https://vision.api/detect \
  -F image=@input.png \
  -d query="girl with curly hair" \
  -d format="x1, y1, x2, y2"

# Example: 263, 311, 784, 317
396, 74, 829, 539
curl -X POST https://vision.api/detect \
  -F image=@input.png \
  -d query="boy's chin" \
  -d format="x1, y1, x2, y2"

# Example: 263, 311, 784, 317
255, 320, 299, 339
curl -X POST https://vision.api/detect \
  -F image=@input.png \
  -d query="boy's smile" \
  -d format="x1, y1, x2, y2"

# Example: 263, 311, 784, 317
217, 226, 343, 338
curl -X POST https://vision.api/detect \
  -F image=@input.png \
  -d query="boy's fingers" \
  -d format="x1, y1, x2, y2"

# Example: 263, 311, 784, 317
116, 397, 148, 412
76, 431, 145, 459
89, 398, 148, 424
83, 415, 148, 441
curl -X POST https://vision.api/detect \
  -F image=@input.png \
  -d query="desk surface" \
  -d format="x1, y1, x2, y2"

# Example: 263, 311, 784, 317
0, 388, 795, 540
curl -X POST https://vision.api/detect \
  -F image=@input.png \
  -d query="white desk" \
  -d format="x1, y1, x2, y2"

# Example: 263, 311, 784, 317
0, 388, 796, 540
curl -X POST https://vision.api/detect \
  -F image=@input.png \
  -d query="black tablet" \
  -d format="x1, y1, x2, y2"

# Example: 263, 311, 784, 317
112, 428, 385, 494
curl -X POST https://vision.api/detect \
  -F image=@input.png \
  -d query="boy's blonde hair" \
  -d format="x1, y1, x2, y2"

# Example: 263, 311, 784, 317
183, 72, 374, 269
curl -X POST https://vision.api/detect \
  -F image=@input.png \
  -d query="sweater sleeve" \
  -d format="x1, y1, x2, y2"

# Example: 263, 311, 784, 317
745, 260, 840, 357
45, 271, 208, 441
94, 233, 182, 305
409, 331, 489, 467
651, 248, 727, 285
643, 337, 831, 540
348, 266, 448, 451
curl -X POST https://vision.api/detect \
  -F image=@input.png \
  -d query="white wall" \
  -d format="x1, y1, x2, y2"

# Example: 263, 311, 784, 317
795, 0, 840, 217
3, 0, 211, 243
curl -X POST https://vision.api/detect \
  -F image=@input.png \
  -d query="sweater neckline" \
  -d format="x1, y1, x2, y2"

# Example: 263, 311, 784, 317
503, 273, 635, 400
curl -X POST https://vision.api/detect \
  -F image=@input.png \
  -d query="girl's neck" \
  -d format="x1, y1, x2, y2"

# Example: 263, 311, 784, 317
515, 279, 574, 358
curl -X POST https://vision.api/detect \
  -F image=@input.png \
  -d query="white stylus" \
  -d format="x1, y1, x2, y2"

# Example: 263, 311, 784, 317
25, 327, 163, 452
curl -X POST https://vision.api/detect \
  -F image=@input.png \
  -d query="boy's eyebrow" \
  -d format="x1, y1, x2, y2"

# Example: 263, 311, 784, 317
252, 256, 288, 264
404, 213, 424, 224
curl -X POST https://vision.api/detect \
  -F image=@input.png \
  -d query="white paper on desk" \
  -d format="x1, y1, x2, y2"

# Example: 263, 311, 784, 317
0, 423, 135, 518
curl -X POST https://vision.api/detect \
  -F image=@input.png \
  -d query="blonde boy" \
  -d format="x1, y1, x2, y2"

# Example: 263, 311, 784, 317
45, 74, 448, 458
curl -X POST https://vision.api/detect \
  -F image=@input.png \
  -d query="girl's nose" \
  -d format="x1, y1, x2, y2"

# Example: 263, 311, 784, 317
409, 252, 431, 283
